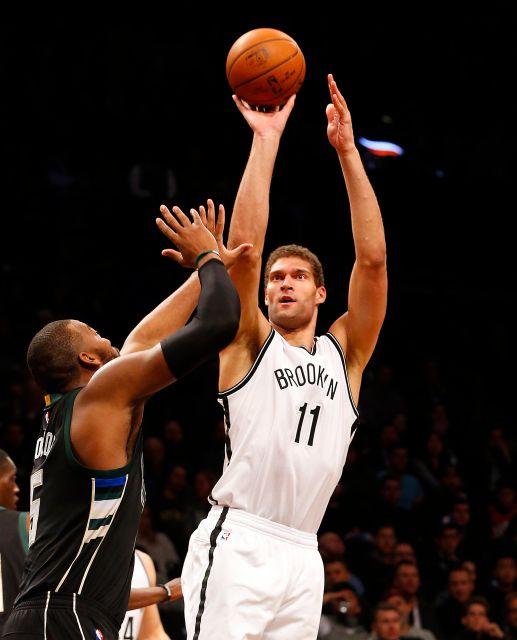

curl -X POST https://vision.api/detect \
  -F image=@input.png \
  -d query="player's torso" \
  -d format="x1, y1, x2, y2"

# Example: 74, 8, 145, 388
118, 551, 148, 640
17, 389, 145, 628
212, 330, 358, 533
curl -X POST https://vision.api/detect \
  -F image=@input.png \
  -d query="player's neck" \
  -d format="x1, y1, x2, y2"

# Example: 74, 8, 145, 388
270, 322, 316, 350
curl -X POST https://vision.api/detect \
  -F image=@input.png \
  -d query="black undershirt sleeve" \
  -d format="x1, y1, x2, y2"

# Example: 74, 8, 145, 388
160, 259, 240, 379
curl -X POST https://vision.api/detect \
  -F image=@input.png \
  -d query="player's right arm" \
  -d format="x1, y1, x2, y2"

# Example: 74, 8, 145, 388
71, 209, 240, 469
219, 95, 296, 389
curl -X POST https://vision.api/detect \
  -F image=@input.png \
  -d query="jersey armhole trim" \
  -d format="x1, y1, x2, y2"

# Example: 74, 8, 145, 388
218, 328, 275, 397
325, 332, 359, 418
63, 389, 137, 478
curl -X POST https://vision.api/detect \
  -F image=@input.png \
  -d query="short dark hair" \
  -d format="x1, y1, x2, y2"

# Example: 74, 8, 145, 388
331, 580, 358, 594
373, 601, 400, 620
263, 244, 325, 288
0, 449, 13, 470
463, 595, 490, 615
27, 320, 78, 393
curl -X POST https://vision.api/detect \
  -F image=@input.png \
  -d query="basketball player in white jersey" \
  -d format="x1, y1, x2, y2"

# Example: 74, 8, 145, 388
178, 74, 388, 639
119, 549, 179, 640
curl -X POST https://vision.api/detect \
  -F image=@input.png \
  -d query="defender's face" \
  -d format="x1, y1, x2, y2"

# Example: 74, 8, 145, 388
0, 458, 19, 510
265, 257, 325, 330
73, 321, 120, 364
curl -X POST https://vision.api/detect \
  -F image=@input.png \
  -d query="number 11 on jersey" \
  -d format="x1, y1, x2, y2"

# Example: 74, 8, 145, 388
295, 403, 321, 446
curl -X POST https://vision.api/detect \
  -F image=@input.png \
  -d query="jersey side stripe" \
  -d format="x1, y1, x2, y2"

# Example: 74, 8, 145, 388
78, 477, 129, 594
193, 507, 229, 640
55, 475, 128, 592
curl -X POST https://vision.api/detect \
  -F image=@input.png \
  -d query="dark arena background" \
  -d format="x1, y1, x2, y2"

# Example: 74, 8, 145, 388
1, 10, 516, 638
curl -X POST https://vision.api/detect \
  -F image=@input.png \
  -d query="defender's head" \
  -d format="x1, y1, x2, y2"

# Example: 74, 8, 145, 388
27, 319, 119, 394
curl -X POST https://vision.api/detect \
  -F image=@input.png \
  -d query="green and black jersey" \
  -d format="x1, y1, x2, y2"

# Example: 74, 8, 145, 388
15, 389, 144, 630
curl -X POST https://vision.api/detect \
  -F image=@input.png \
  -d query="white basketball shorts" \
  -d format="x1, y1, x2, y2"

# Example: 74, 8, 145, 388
181, 505, 324, 639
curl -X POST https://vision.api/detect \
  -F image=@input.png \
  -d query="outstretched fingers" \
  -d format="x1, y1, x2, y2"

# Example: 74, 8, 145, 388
327, 74, 348, 117
160, 247, 184, 264
172, 205, 193, 227
214, 203, 225, 243
156, 205, 178, 243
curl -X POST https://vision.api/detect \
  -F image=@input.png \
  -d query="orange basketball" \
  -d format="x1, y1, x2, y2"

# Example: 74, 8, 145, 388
226, 28, 305, 109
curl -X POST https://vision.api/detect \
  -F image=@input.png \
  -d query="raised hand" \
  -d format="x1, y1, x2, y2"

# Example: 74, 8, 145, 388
232, 93, 296, 138
198, 199, 253, 269
326, 74, 356, 154
156, 204, 219, 269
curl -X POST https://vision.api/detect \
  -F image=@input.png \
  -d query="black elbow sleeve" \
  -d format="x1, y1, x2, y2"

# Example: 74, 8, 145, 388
160, 259, 240, 379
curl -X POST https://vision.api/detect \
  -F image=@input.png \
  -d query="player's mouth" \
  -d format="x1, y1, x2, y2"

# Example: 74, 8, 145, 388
279, 296, 295, 305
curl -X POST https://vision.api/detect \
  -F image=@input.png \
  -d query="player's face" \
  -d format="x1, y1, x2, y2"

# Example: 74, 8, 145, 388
0, 458, 19, 510
73, 321, 120, 364
265, 256, 325, 329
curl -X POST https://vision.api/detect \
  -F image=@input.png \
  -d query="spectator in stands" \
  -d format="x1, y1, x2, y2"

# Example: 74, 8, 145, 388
369, 601, 409, 640
318, 531, 347, 563
484, 555, 517, 627
161, 418, 188, 469
435, 567, 477, 639
454, 595, 505, 639
489, 482, 517, 540
370, 473, 418, 543
378, 443, 424, 512
136, 505, 181, 584
485, 426, 516, 492
422, 522, 465, 594
184, 468, 217, 537
143, 435, 168, 508
360, 524, 398, 604
442, 496, 485, 561
318, 581, 369, 639
384, 587, 437, 640
155, 462, 189, 557
393, 542, 417, 566
391, 560, 440, 636
324, 558, 365, 598
503, 592, 517, 640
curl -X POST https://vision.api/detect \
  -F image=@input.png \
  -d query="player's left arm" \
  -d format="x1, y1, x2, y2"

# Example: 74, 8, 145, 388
127, 575, 181, 610
121, 269, 200, 356
326, 75, 387, 395
128, 551, 175, 639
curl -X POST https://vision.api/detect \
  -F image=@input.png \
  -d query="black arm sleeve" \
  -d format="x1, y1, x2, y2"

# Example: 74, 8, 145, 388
160, 259, 240, 378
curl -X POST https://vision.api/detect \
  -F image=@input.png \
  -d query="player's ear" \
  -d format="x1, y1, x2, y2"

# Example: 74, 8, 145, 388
79, 352, 102, 368
316, 286, 326, 305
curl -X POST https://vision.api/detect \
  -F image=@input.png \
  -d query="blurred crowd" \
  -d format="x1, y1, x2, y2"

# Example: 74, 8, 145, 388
1, 23, 515, 638
2, 344, 516, 638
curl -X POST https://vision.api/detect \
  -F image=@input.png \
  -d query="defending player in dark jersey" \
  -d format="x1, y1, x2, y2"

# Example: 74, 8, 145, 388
2, 205, 245, 640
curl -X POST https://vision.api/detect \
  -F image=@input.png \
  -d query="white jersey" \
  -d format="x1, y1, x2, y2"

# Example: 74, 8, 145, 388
118, 550, 148, 640
211, 329, 358, 533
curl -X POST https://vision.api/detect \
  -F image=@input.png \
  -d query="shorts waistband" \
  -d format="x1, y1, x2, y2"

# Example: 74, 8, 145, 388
14, 592, 117, 631
208, 505, 318, 548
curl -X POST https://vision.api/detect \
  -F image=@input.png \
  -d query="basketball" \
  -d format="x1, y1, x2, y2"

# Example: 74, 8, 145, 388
226, 28, 305, 109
